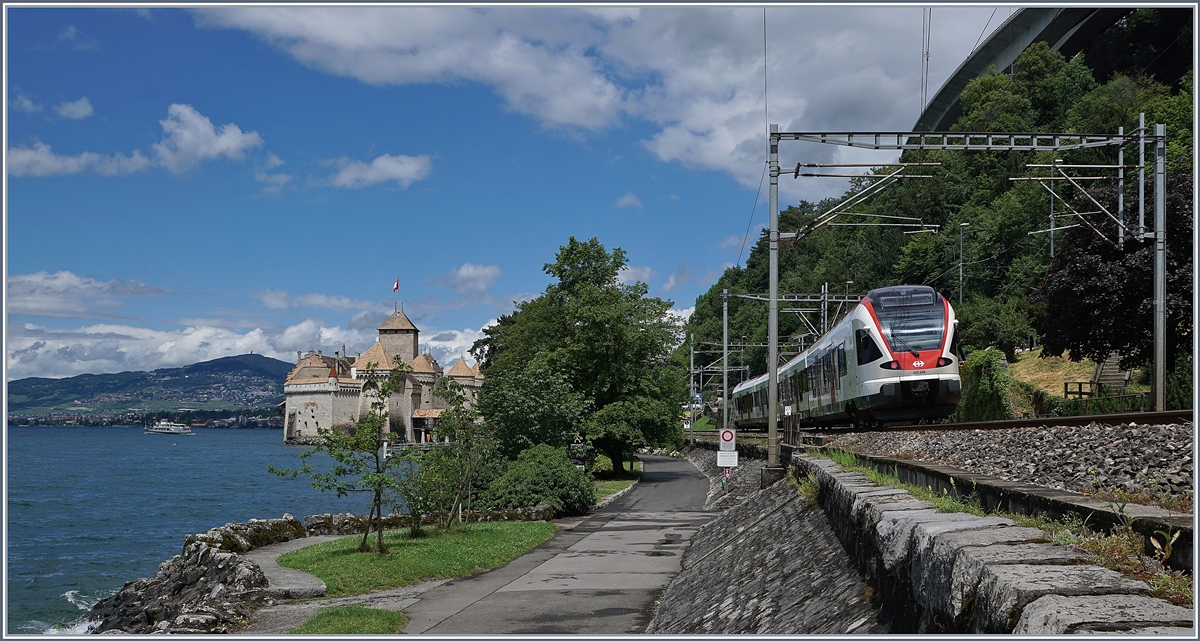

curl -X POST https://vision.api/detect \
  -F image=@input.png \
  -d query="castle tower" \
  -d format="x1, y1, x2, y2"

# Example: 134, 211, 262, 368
377, 310, 418, 364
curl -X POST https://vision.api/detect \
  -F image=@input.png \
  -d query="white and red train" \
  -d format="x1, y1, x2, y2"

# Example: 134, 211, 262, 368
731, 285, 961, 433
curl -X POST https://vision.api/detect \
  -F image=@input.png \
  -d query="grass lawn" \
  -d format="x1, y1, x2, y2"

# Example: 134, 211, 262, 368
276, 521, 557, 598
289, 606, 408, 634
593, 459, 643, 501
1009, 347, 1097, 396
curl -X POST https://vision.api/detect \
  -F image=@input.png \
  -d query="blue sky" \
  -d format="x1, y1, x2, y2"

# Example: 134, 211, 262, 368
5, 5, 1007, 379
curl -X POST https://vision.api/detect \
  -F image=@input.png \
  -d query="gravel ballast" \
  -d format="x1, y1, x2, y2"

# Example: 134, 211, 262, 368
826, 421, 1194, 503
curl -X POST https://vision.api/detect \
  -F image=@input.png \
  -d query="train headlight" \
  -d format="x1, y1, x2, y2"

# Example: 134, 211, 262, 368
937, 357, 953, 367
880, 360, 901, 370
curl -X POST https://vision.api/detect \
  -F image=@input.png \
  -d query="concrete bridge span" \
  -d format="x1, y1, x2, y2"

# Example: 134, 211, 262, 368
917, 7, 1133, 132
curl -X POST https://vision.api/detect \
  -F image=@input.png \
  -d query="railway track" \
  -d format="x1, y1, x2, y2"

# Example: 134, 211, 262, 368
692, 409, 1193, 439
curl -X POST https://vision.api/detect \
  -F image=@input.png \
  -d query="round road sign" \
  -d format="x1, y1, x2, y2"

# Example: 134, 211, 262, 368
719, 428, 735, 443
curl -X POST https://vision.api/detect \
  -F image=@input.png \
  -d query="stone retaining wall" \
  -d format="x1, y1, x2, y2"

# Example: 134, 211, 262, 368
80, 514, 306, 634
688, 440, 1193, 634
795, 453, 1194, 633
815, 447, 1193, 572
303, 504, 554, 535
647, 452, 885, 634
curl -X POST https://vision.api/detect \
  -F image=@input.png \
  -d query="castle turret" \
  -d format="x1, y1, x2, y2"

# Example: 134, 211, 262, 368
377, 311, 418, 364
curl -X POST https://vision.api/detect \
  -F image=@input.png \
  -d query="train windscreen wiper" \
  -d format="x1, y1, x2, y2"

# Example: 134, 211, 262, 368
888, 330, 922, 358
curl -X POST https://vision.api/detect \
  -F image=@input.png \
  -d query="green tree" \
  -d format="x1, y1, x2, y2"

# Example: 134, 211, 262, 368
386, 447, 433, 538
420, 376, 499, 529
270, 356, 413, 553
955, 295, 1034, 362
1033, 171, 1193, 371
475, 356, 592, 458
474, 237, 685, 465
583, 397, 679, 474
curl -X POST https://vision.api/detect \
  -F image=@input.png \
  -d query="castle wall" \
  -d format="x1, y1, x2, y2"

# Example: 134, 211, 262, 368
283, 382, 337, 440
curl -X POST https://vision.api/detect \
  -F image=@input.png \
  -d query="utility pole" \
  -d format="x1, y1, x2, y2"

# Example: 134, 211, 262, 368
689, 334, 695, 430
767, 124, 780, 469
959, 222, 970, 304
1049, 184, 1055, 258
820, 282, 828, 333
1117, 126, 1125, 251
723, 289, 729, 430
1152, 123, 1166, 411
1139, 113, 1146, 237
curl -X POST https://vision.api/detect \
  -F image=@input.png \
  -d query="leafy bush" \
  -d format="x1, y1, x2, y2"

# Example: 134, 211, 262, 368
482, 444, 595, 516
1165, 354, 1193, 411
955, 349, 1015, 422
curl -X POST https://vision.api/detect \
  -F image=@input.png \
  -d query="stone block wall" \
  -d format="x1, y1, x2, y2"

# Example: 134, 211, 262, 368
648, 470, 886, 633
792, 452, 1193, 634
303, 504, 555, 535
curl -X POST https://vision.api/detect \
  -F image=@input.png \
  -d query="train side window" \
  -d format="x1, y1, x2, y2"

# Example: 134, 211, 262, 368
856, 329, 885, 364
838, 344, 847, 377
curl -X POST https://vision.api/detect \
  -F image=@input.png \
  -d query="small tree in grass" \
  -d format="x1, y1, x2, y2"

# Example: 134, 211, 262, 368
270, 356, 412, 553
420, 376, 499, 529
386, 447, 433, 538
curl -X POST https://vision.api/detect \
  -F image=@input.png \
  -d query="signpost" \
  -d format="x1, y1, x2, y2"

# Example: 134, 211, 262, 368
718, 428, 736, 451
717, 451, 739, 467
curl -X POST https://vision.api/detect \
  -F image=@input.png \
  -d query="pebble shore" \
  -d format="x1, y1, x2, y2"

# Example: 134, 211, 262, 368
826, 421, 1194, 503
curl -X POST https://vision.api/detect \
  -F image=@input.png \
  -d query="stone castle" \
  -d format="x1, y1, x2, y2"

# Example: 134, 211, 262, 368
281, 310, 482, 443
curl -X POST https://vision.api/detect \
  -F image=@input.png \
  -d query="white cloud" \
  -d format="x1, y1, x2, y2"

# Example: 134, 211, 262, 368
719, 235, 741, 249
617, 265, 654, 284
252, 289, 290, 310
255, 170, 291, 193
6, 317, 501, 380
12, 95, 42, 113
615, 192, 642, 208
661, 265, 691, 293
251, 288, 385, 312
7, 271, 169, 318
196, 6, 999, 202
7, 142, 151, 177
5, 320, 356, 379
330, 153, 431, 188
292, 293, 382, 311
152, 103, 263, 173
433, 263, 501, 296
8, 104, 266, 178
194, 7, 629, 130
419, 326, 489, 367
55, 97, 94, 119
667, 305, 694, 322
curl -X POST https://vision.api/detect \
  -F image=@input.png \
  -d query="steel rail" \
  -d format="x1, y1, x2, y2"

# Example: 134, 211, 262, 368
797, 409, 1194, 434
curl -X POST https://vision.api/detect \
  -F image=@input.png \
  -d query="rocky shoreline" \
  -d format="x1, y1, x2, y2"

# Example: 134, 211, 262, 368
826, 420, 1193, 503
79, 515, 307, 634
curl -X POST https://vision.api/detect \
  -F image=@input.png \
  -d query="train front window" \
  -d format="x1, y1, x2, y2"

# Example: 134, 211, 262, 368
876, 303, 945, 353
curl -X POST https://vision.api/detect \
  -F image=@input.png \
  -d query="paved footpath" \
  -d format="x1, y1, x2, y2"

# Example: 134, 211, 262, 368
238, 455, 711, 634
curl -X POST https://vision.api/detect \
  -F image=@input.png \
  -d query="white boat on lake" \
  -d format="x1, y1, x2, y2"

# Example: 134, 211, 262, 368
145, 420, 194, 435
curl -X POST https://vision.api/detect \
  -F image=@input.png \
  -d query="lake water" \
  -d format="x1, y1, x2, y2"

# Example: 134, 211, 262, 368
6, 426, 366, 634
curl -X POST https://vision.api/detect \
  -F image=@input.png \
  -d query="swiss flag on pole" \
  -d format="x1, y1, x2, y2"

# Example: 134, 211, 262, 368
393, 277, 400, 292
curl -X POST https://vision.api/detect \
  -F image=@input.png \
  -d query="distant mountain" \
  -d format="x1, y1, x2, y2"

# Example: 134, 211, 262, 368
7, 354, 295, 415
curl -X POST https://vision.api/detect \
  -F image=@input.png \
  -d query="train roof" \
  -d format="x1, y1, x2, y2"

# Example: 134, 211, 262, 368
865, 285, 942, 308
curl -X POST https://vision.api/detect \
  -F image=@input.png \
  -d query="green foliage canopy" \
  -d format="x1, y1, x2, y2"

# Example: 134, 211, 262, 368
473, 236, 686, 463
